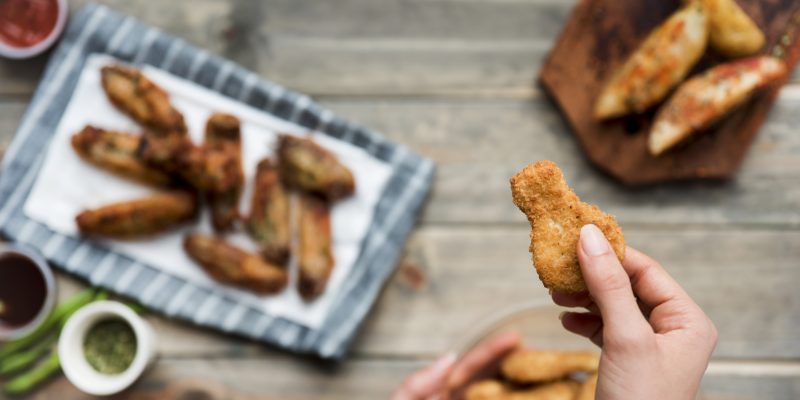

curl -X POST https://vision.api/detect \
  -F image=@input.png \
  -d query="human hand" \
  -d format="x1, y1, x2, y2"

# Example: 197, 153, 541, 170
391, 332, 521, 400
552, 224, 718, 400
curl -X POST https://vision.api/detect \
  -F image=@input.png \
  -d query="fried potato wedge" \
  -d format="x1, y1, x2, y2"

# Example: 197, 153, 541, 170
501, 349, 599, 384
71, 125, 173, 187
297, 195, 334, 301
76, 190, 197, 239
594, 3, 708, 119
184, 234, 287, 294
101, 65, 187, 135
649, 56, 786, 155
705, 0, 765, 58
246, 159, 291, 266
510, 161, 624, 293
278, 135, 355, 202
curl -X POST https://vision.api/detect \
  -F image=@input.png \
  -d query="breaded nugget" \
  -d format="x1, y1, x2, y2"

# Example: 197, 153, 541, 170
76, 190, 197, 239
203, 113, 244, 232
101, 65, 187, 135
184, 234, 287, 294
137, 130, 193, 174
649, 56, 786, 155
510, 161, 625, 293
71, 125, 173, 187
297, 195, 334, 301
507, 381, 580, 400
704, 0, 765, 57
278, 135, 355, 201
500, 350, 599, 384
594, 3, 708, 119
575, 373, 598, 400
465, 380, 579, 400
246, 159, 291, 266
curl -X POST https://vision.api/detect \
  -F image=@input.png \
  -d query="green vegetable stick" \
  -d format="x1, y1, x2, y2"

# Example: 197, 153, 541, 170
0, 333, 57, 376
0, 289, 95, 359
2, 351, 60, 395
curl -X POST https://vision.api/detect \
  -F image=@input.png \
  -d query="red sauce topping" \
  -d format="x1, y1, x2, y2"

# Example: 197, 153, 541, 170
0, 0, 59, 48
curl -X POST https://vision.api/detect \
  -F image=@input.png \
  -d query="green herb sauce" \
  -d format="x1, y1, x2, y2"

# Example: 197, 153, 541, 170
83, 318, 137, 375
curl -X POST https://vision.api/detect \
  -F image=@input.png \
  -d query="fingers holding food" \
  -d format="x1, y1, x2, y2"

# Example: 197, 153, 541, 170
594, 3, 708, 119
183, 234, 288, 295
71, 125, 173, 187
649, 56, 786, 155
704, 0, 765, 58
297, 195, 334, 301
75, 190, 197, 239
246, 159, 291, 266
510, 161, 625, 293
101, 65, 187, 135
500, 350, 599, 384
278, 135, 355, 202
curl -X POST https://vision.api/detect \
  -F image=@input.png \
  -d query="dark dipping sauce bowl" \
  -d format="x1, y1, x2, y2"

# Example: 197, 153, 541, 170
0, 245, 56, 341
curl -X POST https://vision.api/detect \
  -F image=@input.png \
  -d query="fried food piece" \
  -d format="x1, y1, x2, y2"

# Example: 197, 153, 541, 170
71, 125, 173, 187
510, 161, 625, 293
297, 195, 334, 301
501, 350, 599, 384
101, 65, 187, 135
76, 190, 197, 239
575, 373, 598, 400
183, 234, 287, 294
704, 0, 765, 57
203, 113, 244, 232
465, 380, 508, 400
465, 380, 579, 400
594, 3, 708, 119
278, 135, 355, 201
246, 159, 291, 266
137, 130, 193, 174
649, 56, 786, 155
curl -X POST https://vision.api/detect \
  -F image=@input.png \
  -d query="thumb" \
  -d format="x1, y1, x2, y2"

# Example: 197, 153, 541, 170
578, 224, 649, 336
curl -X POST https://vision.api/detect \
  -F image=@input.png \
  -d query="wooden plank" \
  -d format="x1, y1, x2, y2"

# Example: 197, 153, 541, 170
3, 0, 800, 97
25, 357, 800, 400
323, 91, 800, 226
51, 226, 800, 360
2, 91, 800, 225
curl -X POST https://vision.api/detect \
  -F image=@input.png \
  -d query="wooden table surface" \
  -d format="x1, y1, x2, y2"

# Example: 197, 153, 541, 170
2, 1, 800, 399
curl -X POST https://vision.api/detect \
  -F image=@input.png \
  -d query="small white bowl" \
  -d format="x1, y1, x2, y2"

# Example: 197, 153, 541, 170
59, 301, 157, 396
0, 244, 57, 341
0, 0, 68, 59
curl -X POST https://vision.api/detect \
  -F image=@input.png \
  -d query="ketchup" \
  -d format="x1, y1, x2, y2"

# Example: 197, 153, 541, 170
0, 0, 59, 48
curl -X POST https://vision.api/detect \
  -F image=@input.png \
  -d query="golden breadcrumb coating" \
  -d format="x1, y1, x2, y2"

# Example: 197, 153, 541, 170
501, 349, 599, 384
510, 160, 625, 293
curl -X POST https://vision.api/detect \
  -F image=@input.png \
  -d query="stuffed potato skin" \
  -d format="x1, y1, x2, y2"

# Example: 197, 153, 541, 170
594, 3, 708, 119
649, 56, 786, 155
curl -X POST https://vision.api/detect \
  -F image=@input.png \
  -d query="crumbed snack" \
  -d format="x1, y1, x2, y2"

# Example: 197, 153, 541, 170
510, 160, 625, 293
575, 372, 598, 400
465, 379, 580, 400
501, 349, 599, 384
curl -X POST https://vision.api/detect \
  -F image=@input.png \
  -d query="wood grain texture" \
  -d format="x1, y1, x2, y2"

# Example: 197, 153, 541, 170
1, 0, 799, 398
540, 0, 800, 184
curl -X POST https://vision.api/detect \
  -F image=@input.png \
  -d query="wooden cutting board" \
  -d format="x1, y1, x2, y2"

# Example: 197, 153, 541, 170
539, 0, 800, 185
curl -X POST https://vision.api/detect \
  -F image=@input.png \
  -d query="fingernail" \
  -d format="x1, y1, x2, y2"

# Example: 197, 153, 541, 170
580, 224, 609, 256
433, 352, 457, 374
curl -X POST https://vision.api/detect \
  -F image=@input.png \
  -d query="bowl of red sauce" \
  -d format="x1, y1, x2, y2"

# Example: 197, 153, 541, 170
0, 244, 57, 341
0, 0, 67, 59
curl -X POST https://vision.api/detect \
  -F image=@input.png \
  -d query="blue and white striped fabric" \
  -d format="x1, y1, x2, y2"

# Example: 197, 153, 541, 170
0, 4, 434, 359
